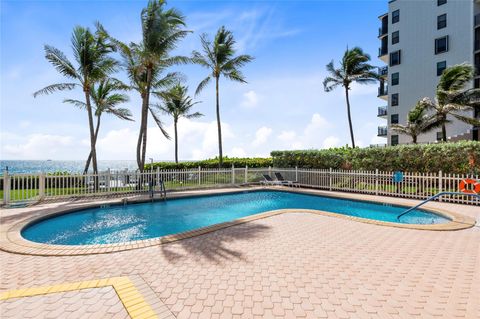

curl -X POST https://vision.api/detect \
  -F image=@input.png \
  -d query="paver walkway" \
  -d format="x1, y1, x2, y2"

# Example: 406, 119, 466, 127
1, 192, 479, 318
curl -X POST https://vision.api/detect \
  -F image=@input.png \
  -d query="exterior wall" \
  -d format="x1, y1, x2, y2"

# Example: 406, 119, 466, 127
379, 0, 476, 145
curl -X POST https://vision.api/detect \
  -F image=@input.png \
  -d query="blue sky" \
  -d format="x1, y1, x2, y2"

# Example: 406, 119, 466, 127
0, 0, 387, 161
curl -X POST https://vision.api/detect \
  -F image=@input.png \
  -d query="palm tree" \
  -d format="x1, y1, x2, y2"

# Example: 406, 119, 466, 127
192, 26, 254, 166
391, 101, 440, 144
64, 79, 132, 173
155, 84, 203, 163
34, 25, 117, 175
323, 47, 379, 148
421, 63, 480, 141
104, 1, 190, 172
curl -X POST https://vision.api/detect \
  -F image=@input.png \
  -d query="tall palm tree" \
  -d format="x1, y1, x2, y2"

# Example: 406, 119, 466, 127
156, 84, 202, 163
391, 101, 440, 144
34, 25, 117, 175
323, 47, 379, 148
64, 79, 132, 173
421, 63, 480, 141
103, 1, 190, 172
192, 26, 254, 166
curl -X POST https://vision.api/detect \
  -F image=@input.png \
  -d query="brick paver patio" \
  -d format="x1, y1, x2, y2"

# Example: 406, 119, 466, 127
1, 190, 479, 318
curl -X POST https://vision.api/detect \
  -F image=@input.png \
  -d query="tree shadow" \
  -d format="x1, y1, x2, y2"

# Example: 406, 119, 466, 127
159, 222, 271, 264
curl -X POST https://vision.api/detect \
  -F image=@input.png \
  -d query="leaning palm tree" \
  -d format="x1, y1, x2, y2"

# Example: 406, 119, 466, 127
34, 24, 116, 174
155, 84, 202, 163
391, 101, 440, 144
192, 26, 254, 166
102, 1, 190, 172
421, 63, 480, 141
64, 79, 133, 173
323, 47, 379, 148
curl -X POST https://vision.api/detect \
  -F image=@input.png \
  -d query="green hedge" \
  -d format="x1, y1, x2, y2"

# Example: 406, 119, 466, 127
271, 141, 480, 174
145, 157, 273, 170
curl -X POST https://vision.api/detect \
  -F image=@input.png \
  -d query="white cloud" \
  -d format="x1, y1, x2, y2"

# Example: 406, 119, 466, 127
1, 133, 77, 160
252, 126, 272, 147
277, 130, 296, 142
322, 136, 340, 148
229, 147, 247, 157
240, 90, 259, 108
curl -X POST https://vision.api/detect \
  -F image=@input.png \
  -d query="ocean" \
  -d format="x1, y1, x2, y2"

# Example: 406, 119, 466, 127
0, 160, 140, 174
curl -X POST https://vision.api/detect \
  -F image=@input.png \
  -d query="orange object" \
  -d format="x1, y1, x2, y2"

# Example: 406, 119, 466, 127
459, 179, 480, 194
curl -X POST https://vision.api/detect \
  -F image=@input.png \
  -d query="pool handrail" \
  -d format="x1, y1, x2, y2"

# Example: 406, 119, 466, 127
397, 191, 480, 221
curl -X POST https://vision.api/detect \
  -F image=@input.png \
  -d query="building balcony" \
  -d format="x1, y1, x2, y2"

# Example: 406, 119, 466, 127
475, 14, 480, 28
378, 44, 389, 63
378, 66, 388, 79
377, 106, 387, 118
377, 85, 388, 100
378, 27, 388, 38
378, 126, 388, 137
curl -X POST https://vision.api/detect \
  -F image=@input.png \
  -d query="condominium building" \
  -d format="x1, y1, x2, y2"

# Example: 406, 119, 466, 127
377, 0, 480, 145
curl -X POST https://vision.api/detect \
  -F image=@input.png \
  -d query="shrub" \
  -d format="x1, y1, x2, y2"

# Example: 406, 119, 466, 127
145, 157, 274, 170
271, 141, 480, 174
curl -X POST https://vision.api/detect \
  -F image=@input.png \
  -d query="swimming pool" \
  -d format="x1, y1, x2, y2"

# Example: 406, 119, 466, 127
22, 190, 449, 245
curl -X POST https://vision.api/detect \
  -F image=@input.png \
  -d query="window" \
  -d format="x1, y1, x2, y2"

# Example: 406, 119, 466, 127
436, 131, 443, 141
391, 135, 399, 146
391, 93, 399, 106
437, 14, 447, 30
392, 31, 399, 45
390, 50, 401, 66
435, 36, 449, 54
392, 10, 400, 24
438, 0, 447, 6
391, 114, 399, 124
437, 61, 446, 76
391, 72, 399, 86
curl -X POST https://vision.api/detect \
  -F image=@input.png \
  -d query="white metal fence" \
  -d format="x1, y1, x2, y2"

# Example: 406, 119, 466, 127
1, 167, 479, 206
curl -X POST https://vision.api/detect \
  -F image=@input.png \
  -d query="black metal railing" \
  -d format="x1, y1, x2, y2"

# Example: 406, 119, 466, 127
378, 126, 388, 136
475, 14, 480, 27
378, 107, 387, 117
378, 66, 388, 77
378, 86, 388, 97
378, 46, 388, 57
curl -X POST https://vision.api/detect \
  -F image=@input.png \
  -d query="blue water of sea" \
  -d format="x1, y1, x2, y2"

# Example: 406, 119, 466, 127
0, 160, 139, 174
22, 190, 449, 245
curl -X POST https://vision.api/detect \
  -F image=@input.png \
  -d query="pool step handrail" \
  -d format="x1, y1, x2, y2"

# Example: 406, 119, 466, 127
397, 191, 480, 221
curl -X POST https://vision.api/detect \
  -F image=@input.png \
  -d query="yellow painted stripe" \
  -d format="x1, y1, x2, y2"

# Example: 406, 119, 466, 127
0, 276, 157, 319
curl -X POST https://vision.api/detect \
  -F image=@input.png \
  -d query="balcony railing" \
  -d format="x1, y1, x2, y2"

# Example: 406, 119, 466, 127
475, 40, 480, 51
378, 46, 388, 57
378, 126, 388, 136
378, 66, 388, 77
475, 14, 480, 27
378, 86, 388, 97
378, 26, 388, 37
377, 106, 387, 117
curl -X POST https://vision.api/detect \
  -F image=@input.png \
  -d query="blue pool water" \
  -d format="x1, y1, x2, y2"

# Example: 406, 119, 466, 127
22, 191, 449, 245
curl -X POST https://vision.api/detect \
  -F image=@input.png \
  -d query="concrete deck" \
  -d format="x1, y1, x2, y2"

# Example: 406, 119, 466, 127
1, 188, 479, 318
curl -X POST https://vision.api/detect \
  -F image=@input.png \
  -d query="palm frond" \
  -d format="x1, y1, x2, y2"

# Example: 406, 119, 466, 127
62, 98, 87, 109
195, 76, 212, 95
33, 83, 77, 97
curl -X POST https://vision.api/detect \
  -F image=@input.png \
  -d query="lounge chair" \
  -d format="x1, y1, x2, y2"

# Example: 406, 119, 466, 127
262, 174, 282, 185
274, 172, 300, 187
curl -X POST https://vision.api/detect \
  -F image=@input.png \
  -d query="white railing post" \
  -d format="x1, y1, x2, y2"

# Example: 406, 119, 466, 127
329, 168, 332, 191
39, 173, 45, 200
375, 169, 379, 196
198, 166, 201, 185
245, 165, 248, 184
3, 170, 10, 205
106, 169, 111, 193
156, 167, 160, 192
295, 166, 298, 182
231, 164, 235, 184
438, 170, 443, 202
269, 166, 272, 178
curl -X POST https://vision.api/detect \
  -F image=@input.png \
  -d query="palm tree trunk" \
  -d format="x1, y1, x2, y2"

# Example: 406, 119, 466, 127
344, 87, 356, 148
215, 76, 223, 166
442, 122, 447, 142
137, 68, 153, 172
174, 119, 178, 164
83, 115, 102, 174
84, 91, 98, 175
